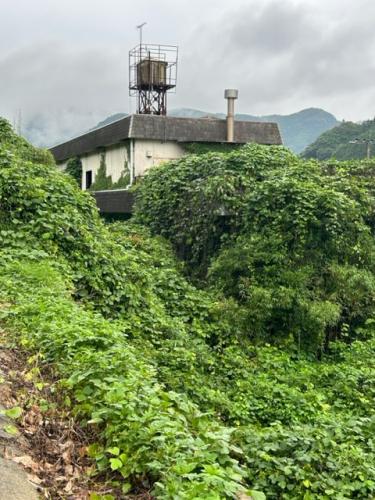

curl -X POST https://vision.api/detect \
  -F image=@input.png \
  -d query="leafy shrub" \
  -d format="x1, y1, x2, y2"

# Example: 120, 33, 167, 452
90, 152, 113, 191
240, 415, 375, 498
135, 144, 298, 275
0, 259, 249, 499
0, 123, 254, 497
0, 117, 54, 166
65, 156, 82, 187
135, 144, 375, 353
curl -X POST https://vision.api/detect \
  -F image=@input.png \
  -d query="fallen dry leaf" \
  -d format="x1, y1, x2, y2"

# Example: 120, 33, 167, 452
64, 479, 73, 493
13, 454, 39, 472
62, 451, 72, 464
27, 473, 43, 485
4, 446, 14, 459
64, 464, 74, 476
60, 439, 74, 450
78, 446, 87, 458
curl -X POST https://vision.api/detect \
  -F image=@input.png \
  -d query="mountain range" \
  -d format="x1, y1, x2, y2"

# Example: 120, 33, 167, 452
23, 107, 339, 154
91, 107, 339, 154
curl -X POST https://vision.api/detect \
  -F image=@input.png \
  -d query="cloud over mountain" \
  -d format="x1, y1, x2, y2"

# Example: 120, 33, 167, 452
1, 0, 375, 146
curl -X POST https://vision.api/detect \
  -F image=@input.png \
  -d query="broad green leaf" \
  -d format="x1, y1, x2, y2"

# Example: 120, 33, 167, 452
122, 482, 132, 494
249, 491, 266, 500
107, 447, 120, 456
5, 406, 23, 419
4, 424, 19, 436
109, 458, 123, 471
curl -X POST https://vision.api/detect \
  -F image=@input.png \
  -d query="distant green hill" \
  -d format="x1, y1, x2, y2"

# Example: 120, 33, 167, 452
254, 108, 338, 153
302, 119, 375, 160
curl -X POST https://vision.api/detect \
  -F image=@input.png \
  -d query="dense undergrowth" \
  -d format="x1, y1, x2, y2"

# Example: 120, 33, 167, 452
0, 117, 375, 498
135, 146, 375, 354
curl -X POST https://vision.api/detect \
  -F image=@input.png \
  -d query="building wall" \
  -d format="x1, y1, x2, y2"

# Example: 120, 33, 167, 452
81, 151, 102, 190
79, 143, 130, 190
104, 143, 130, 182
57, 161, 68, 172
57, 139, 185, 190
134, 139, 186, 178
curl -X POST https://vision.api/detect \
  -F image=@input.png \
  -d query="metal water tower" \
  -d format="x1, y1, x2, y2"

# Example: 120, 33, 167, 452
129, 30, 178, 115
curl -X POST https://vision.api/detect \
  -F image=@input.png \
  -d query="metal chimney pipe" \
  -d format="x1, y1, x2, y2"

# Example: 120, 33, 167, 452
224, 89, 238, 142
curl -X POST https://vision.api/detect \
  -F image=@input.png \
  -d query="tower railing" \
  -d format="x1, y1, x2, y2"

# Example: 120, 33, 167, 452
129, 43, 178, 115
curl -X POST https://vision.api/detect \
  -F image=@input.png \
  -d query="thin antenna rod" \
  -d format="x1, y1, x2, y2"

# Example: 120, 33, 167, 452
136, 22, 147, 49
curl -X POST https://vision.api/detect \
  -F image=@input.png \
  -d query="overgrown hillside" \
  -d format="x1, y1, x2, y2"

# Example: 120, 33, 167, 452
1, 117, 375, 498
303, 119, 375, 160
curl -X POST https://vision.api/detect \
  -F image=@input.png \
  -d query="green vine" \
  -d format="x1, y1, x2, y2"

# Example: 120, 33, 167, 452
89, 152, 113, 191
65, 156, 82, 187
135, 143, 375, 353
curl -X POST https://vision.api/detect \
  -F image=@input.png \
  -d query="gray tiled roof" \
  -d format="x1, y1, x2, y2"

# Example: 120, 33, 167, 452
50, 114, 282, 162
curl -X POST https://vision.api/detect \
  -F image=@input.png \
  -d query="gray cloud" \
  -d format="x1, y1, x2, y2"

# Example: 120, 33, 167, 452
1, 0, 375, 146
0, 43, 127, 145
227, 2, 313, 57
181, 0, 375, 117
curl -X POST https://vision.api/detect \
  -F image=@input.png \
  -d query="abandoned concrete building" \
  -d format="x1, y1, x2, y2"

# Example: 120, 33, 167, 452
49, 43, 282, 213
50, 112, 282, 191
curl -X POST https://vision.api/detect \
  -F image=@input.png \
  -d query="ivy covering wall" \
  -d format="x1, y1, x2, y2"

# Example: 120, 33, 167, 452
82, 153, 131, 191
65, 156, 83, 187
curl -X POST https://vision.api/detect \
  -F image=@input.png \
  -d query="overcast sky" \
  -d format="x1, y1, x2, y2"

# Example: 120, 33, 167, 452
1, 0, 375, 144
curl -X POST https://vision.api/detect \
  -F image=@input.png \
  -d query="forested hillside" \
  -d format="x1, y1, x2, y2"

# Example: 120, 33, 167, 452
303, 119, 375, 160
1, 117, 375, 498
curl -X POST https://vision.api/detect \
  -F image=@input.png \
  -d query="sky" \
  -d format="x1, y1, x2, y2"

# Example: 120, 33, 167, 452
1, 0, 375, 145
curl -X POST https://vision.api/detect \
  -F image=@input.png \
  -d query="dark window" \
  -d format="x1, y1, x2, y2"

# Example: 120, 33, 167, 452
86, 170, 93, 189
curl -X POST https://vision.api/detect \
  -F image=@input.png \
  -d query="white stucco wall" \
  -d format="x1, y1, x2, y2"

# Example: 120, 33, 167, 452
58, 139, 185, 190
105, 143, 130, 182
80, 143, 130, 190
81, 152, 102, 190
134, 139, 186, 178
57, 161, 68, 172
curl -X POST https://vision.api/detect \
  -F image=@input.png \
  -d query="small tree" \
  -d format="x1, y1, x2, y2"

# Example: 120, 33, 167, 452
90, 153, 113, 191
65, 157, 82, 187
